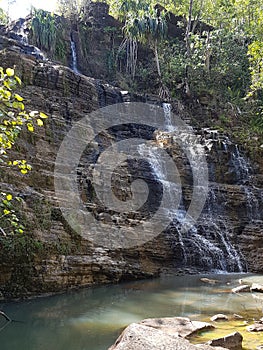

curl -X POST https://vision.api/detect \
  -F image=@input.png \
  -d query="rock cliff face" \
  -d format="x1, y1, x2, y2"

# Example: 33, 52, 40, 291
0, 49, 179, 298
0, 4, 262, 299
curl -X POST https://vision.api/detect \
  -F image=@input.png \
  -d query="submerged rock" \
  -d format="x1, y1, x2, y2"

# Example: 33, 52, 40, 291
200, 278, 220, 285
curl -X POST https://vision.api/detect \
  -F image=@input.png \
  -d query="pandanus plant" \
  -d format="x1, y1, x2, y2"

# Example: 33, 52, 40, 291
117, 0, 169, 98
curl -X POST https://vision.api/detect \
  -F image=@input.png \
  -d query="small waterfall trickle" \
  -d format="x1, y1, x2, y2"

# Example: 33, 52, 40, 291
242, 185, 261, 221
7, 18, 47, 60
17, 21, 28, 44
200, 186, 244, 271
162, 102, 176, 132
70, 37, 79, 74
231, 145, 252, 183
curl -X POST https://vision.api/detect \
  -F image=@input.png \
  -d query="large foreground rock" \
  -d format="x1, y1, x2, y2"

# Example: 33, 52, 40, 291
108, 317, 226, 350
139, 317, 214, 337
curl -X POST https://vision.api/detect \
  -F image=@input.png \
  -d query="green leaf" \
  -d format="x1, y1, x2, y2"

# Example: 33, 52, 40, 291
15, 76, 22, 85
14, 93, 24, 102
37, 118, 44, 126
6, 194, 12, 201
27, 123, 34, 132
6, 68, 14, 77
39, 112, 48, 119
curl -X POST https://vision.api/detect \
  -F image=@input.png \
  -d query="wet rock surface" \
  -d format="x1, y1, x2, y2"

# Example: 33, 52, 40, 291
210, 314, 229, 322
232, 285, 251, 293
206, 332, 243, 350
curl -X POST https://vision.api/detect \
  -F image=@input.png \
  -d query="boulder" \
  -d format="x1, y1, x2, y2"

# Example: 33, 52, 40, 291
247, 323, 263, 332
207, 332, 243, 350
233, 314, 243, 320
139, 317, 214, 338
108, 321, 226, 350
250, 283, 263, 293
210, 314, 229, 322
232, 285, 251, 293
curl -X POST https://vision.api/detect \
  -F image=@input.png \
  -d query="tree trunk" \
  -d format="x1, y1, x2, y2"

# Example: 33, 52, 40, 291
154, 40, 161, 78
0, 311, 11, 322
205, 31, 211, 73
185, 0, 193, 57
184, 0, 194, 97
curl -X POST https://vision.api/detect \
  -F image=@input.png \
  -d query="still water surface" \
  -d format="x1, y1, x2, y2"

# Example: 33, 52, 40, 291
1, 273, 263, 350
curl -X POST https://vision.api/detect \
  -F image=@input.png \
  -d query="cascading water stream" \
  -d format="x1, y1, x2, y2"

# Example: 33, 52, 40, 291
231, 144, 251, 183
70, 37, 79, 74
17, 21, 28, 44
7, 18, 47, 60
136, 104, 245, 272
241, 185, 261, 221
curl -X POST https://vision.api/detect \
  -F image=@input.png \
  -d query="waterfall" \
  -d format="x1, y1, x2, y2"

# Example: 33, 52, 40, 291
70, 38, 79, 74
162, 102, 176, 132
199, 186, 244, 271
135, 108, 246, 272
137, 143, 186, 256
137, 141, 244, 272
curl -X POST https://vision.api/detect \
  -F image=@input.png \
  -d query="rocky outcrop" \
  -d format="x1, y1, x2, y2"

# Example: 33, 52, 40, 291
0, 49, 179, 298
138, 317, 214, 338
108, 318, 226, 350
232, 285, 251, 293
247, 323, 263, 332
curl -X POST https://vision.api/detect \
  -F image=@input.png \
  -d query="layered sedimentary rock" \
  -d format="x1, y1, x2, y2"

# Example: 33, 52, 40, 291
0, 4, 262, 299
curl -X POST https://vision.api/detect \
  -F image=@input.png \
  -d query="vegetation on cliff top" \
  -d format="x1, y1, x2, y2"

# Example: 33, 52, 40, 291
0, 1, 262, 150
54, 0, 263, 146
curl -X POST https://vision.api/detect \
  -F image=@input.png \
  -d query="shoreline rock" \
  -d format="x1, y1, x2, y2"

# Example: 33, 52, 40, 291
210, 314, 229, 322
108, 317, 226, 350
